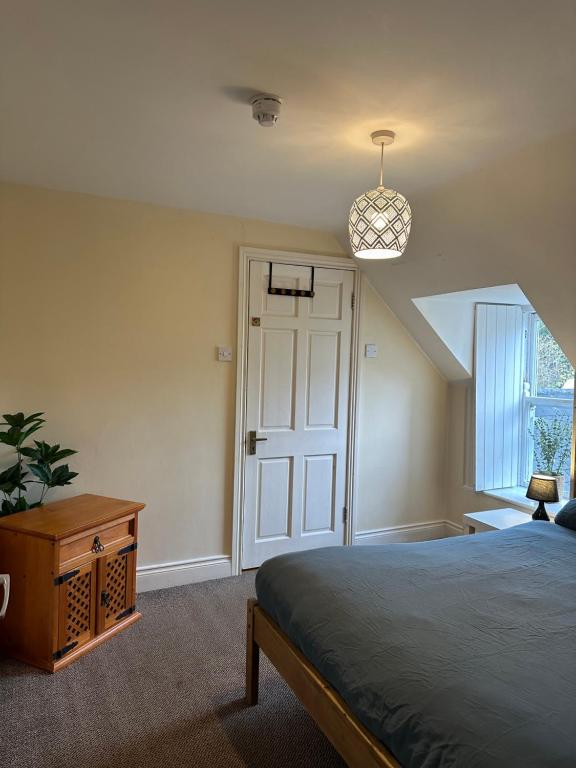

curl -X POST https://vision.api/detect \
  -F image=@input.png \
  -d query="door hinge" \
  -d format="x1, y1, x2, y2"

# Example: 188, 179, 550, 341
351, 293, 355, 310
117, 542, 137, 556
116, 605, 136, 622
53, 641, 78, 661
342, 506, 348, 524
53, 569, 80, 587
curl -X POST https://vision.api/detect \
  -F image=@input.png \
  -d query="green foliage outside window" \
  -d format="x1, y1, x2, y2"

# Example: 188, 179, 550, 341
530, 413, 572, 477
536, 321, 574, 392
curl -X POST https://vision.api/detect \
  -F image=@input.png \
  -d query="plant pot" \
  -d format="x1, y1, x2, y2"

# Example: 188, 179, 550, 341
554, 475, 565, 502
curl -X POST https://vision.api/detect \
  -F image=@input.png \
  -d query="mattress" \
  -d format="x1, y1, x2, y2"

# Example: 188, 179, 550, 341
255, 521, 576, 768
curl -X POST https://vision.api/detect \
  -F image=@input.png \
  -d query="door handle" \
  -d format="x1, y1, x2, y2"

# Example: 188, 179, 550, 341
0, 574, 10, 619
247, 430, 268, 455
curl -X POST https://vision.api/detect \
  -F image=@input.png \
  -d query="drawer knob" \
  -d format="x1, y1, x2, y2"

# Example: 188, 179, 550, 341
101, 591, 111, 608
91, 536, 105, 553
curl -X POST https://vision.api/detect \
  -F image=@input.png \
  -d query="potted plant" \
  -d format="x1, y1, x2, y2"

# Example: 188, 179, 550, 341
530, 412, 572, 500
0, 412, 78, 516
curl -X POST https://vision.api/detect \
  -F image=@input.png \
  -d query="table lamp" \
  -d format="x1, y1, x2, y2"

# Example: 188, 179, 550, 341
526, 474, 559, 521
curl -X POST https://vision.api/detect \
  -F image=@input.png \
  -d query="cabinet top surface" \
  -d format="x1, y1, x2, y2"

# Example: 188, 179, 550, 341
463, 508, 532, 529
0, 494, 145, 540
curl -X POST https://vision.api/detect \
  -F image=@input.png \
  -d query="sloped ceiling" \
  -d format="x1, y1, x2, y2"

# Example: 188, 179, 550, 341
413, 285, 531, 380
360, 131, 576, 379
1, 1, 575, 376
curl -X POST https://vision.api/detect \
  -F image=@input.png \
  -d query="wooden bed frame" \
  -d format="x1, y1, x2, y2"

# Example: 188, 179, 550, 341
246, 599, 400, 768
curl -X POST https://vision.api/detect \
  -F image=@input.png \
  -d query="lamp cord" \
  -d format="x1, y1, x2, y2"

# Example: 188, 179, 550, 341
379, 142, 384, 188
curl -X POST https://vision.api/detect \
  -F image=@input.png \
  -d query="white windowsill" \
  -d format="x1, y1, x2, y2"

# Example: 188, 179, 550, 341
482, 486, 567, 517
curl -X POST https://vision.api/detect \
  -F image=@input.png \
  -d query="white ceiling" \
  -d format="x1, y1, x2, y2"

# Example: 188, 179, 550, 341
1, 0, 576, 234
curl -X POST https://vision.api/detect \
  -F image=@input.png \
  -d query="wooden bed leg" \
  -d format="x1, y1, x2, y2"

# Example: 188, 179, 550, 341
246, 598, 260, 705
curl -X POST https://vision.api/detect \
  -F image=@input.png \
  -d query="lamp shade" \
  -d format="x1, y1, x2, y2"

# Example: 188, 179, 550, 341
526, 473, 559, 503
349, 186, 412, 259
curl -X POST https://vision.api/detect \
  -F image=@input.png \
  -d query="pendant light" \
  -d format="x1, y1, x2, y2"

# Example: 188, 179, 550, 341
349, 130, 411, 259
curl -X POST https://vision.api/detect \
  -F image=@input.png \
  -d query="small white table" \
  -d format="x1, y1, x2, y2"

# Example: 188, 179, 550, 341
463, 508, 532, 534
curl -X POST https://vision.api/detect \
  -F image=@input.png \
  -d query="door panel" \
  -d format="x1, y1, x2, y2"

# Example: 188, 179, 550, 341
260, 329, 296, 430
97, 547, 135, 633
306, 331, 340, 428
242, 261, 354, 568
310, 279, 343, 320
256, 457, 292, 540
57, 561, 97, 654
302, 454, 336, 535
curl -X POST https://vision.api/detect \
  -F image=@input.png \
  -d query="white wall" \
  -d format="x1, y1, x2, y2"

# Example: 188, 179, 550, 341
412, 297, 475, 377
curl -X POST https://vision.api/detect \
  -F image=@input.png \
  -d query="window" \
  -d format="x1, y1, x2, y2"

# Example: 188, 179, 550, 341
521, 314, 574, 498
474, 304, 574, 499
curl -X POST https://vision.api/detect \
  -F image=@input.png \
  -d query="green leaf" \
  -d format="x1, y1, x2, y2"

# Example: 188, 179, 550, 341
18, 423, 44, 445
28, 463, 52, 484
52, 448, 77, 462
0, 499, 16, 516
22, 412, 45, 425
0, 412, 45, 429
1, 413, 25, 428
48, 465, 78, 487
0, 496, 29, 515
0, 463, 28, 493
20, 441, 77, 464
0, 427, 23, 447
20, 446, 39, 459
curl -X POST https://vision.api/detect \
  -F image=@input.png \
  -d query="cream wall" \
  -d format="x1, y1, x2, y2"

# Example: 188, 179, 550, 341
356, 278, 448, 534
0, 183, 449, 578
0, 183, 347, 567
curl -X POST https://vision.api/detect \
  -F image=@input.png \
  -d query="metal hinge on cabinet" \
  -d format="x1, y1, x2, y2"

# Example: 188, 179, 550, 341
117, 542, 137, 556
52, 641, 78, 661
116, 605, 136, 622
351, 293, 355, 310
342, 507, 348, 524
53, 569, 80, 587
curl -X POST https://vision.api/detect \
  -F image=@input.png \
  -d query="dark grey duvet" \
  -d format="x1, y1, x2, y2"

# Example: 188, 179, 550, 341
255, 521, 576, 767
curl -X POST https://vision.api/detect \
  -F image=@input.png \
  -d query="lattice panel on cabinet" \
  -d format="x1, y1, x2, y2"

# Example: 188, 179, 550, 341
104, 554, 128, 620
65, 571, 92, 643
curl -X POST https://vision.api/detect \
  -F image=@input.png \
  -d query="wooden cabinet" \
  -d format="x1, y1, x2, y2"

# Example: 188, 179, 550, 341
0, 493, 144, 672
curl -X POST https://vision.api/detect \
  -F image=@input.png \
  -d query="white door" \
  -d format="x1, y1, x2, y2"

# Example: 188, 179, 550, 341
242, 260, 354, 569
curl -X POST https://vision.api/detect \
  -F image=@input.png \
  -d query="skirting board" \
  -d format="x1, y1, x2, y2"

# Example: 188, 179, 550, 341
137, 522, 464, 592
355, 520, 463, 545
137, 555, 232, 593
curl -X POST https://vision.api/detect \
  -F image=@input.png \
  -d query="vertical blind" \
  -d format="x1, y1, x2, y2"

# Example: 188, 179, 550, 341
475, 303, 524, 491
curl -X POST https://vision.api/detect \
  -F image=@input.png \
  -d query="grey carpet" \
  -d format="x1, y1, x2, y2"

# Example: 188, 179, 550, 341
0, 574, 345, 768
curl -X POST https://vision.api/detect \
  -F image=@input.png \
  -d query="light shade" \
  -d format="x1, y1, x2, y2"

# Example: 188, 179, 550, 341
526, 473, 559, 503
349, 186, 412, 259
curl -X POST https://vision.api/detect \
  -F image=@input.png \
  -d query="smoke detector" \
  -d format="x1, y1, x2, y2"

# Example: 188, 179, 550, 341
251, 93, 282, 127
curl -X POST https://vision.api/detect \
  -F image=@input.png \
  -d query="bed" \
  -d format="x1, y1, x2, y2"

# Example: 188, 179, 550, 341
246, 520, 576, 767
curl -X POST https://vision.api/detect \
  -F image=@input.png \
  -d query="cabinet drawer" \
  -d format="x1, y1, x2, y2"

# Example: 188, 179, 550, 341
60, 519, 133, 567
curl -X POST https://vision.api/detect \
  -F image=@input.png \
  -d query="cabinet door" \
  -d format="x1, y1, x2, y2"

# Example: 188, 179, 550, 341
56, 561, 97, 658
97, 543, 136, 633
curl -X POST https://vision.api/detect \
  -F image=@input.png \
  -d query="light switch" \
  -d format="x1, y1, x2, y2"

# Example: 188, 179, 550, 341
217, 346, 233, 362
365, 343, 377, 358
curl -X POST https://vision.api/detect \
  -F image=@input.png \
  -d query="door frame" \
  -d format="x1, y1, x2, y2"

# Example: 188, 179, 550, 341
232, 247, 362, 575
